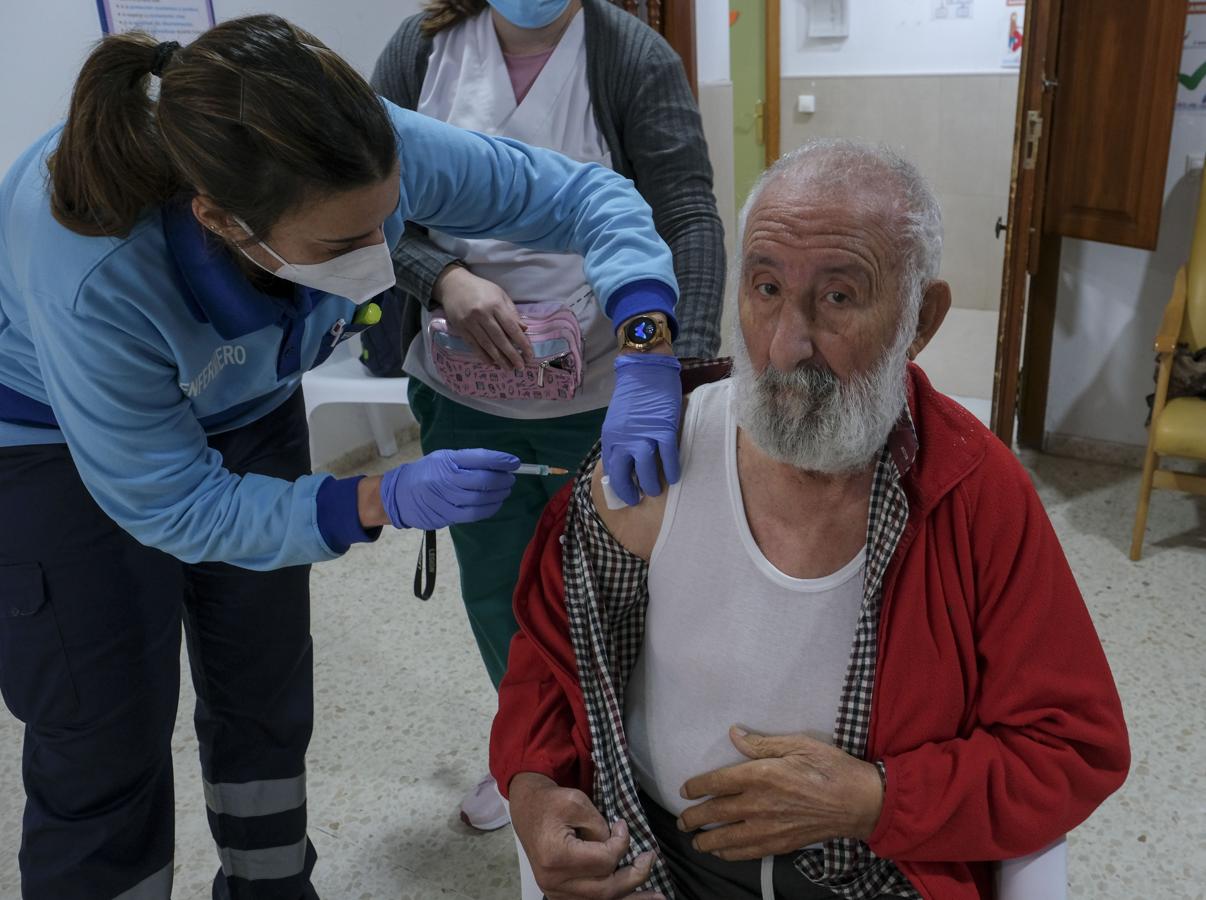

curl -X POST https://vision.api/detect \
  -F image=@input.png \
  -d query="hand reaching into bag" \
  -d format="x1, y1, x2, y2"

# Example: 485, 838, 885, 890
434, 264, 533, 369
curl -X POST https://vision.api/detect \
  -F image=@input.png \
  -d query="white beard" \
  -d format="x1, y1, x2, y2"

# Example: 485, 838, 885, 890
731, 320, 911, 475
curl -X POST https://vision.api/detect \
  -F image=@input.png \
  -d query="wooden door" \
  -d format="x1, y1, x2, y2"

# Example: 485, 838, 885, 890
992, 0, 1187, 446
611, 0, 698, 94
730, 0, 781, 206
764, 0, 780, 168
991, 0, 1062, 443
1043, 0, 1186, 249
731, 0, 768, 204
661, 0, 697, 96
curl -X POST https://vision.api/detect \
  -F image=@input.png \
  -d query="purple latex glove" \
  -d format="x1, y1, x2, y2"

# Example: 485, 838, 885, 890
381, 449, 519, 530
601, 354, 683, 506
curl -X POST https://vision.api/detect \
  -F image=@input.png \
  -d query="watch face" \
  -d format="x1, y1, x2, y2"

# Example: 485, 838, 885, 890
628, 317, 659, 344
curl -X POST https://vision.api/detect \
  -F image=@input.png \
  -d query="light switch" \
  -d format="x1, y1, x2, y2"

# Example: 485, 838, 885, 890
797, 94, 817, 114
1186, 153, 1205, 175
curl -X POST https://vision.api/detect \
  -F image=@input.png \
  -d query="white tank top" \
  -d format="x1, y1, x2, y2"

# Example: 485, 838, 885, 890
624, 380, 866, 818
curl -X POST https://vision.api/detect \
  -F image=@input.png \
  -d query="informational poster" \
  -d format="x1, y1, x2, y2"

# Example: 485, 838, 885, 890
1177, 3, 1206, 114
1002, 1, 1024, 68
933, 0, 974, 20
96, 0, 216, 44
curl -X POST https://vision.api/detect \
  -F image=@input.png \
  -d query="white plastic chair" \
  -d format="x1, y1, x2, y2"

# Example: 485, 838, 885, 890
510, 831, 1069, 899
997, 836, 1068, 900
515, 830, 543, 900
301, 334, 412, 459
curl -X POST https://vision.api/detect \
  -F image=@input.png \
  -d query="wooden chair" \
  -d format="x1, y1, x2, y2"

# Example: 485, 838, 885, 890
1129, 178, 1206, 560
609, 0, 697, 94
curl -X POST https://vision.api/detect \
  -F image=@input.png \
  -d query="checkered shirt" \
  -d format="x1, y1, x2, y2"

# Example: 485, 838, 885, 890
560, 381, 923, 900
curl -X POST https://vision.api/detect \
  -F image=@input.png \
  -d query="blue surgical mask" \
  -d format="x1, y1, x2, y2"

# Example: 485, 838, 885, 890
486, 0, 572, 29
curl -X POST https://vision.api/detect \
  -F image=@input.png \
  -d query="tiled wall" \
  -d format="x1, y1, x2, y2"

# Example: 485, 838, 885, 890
699, 81, 738, 265
779, 74, 1019, 311
697, 81, 740, 352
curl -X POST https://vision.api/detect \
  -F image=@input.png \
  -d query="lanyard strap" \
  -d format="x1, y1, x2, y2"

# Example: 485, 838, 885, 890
413, 529, 437, 601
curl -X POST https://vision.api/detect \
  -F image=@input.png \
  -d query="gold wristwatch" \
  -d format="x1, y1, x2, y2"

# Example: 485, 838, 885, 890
616, 312, 673, 352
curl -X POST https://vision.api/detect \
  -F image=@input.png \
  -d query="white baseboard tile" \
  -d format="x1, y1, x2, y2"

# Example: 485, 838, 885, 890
1042, 433, 1147, 469
1042, 432, 1206, 474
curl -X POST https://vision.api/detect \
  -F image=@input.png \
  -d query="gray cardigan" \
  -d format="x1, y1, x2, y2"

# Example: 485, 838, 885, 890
370, 0, 725, 360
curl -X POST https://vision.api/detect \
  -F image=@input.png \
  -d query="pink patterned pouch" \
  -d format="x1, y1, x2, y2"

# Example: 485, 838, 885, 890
427, 303, 584, 400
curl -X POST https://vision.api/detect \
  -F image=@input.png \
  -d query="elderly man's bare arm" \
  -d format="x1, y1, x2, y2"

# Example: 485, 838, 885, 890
589, 397, 693, 560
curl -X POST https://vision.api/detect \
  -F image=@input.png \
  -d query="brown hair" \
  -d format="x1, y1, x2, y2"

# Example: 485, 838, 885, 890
420, 0, 489, 37
49, 15, 398, 238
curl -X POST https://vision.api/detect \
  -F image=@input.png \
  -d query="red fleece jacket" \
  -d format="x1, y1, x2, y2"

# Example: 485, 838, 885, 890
490, 366, 1130, 900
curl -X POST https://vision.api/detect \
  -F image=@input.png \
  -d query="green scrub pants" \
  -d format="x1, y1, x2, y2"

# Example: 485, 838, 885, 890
407, 379, 607, 689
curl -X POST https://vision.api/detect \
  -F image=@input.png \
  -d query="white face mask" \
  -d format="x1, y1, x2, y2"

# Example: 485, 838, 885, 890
233, 217, 396, 303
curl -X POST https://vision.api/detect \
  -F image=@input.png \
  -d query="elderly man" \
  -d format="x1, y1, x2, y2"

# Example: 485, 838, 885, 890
489, 140, 1129, 900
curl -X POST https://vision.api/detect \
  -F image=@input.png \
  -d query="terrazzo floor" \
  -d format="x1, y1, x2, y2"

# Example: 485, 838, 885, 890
1, 371, 1203, 898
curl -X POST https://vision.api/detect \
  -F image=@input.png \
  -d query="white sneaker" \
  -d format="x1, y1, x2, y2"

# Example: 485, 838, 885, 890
460, 773, 511, 831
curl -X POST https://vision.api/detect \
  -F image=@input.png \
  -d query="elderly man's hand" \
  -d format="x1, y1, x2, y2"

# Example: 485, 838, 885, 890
676, 727, 884, 862
509, 773, 667, 900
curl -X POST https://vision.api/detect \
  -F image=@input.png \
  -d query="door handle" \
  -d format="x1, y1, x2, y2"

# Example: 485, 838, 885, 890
754, 100, 765, 146
1022, 110, 1043, 170
995, 216, 1006, 239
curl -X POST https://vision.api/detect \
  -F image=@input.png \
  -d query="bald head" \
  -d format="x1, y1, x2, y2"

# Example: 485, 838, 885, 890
737, 139, 943, 321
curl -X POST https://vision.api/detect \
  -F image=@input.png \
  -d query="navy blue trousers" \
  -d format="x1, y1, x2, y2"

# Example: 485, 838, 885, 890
0, 391, 319, 900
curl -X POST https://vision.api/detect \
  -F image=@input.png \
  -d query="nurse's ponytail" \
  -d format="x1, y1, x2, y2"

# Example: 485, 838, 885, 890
50, 33, 180, 236
421, 0, 489, 37
50, 15, 397, 239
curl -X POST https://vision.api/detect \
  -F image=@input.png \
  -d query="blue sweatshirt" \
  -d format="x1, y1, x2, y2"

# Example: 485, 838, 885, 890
0, 100, 678, 570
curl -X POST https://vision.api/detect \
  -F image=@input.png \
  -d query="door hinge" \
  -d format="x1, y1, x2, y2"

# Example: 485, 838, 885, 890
1022, 110, 1043, 170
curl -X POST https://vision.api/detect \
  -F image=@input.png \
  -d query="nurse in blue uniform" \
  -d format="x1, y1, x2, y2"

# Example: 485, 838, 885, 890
0, 14, 682, 900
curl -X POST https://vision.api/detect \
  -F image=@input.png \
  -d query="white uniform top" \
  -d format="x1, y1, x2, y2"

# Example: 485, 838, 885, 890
406, 9, 619, 418
624, 380, 866, 819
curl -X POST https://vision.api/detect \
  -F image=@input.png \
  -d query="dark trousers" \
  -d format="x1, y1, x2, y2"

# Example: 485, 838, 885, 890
643, 791, 901, 900
0, 391, 318, 900
407, 379, 607, 689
